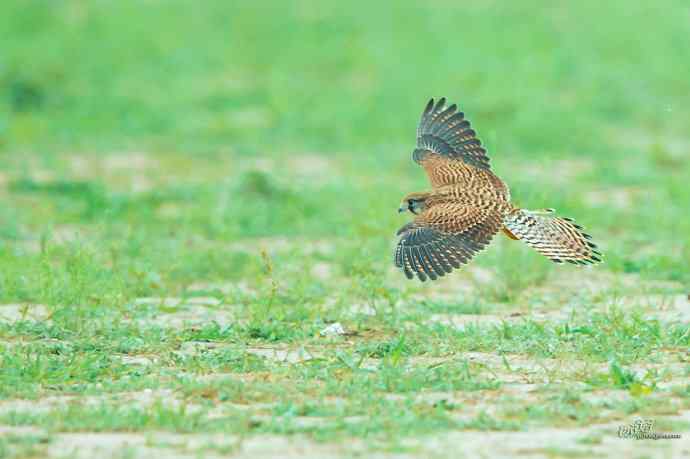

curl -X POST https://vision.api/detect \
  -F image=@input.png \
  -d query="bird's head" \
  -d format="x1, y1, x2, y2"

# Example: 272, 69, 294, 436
398, 192, 430, 215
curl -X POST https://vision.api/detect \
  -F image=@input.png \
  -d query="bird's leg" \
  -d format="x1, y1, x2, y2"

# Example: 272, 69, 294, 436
501, 226, 520, 240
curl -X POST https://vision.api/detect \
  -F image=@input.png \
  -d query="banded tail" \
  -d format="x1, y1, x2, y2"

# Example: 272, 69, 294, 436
502, 208, 602, 265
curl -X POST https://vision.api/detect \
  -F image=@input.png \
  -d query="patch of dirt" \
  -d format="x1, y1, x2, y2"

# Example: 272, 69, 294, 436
416, 414, 689, 459
0, 303, 51, 323
0, 389, 180, 416
227, 434, 368, 459
0, 425, 45, 435
134, 297, 222, 308
426, 313, 507, 330
7, 429, 369, 459
176, 341, 223, 356
51, 432, 196, 459
346, 302, 379, 316
406, 265, 497, 302
245, 347, 319, 364
70, 153, 158, 175
120, 355, 156, 366
132, 297, 236, 328
103, 153, 158, 172
51, 224, 88, 244
1, 376, 687, 459
5, 224, 91, 254
605, 294, 690, 322
148, 307, 236, 328
418, 386, 535, 409
311, 262, 334, 280
185, 280, 255, 296
69, 152, 157, 192
4, 420, 687, 459
425, 306, 577, 331
542, 269, 683, 297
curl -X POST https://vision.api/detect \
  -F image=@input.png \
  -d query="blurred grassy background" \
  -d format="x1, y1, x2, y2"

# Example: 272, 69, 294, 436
1, 2, 689, 454
3, 2, 689, 154
0, 0, 689, 305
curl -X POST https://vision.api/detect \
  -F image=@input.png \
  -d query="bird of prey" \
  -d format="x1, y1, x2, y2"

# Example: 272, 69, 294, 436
395, 97, 602, 281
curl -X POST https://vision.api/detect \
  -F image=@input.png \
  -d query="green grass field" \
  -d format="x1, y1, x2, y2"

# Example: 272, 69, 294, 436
1, 1, 689, 458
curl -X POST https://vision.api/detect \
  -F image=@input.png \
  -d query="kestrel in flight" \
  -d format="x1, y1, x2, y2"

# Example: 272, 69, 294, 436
395, 97, 602, 281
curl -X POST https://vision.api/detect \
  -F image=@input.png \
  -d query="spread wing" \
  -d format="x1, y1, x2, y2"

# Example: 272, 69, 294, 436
415, 97, 490, 170
394, 202, 503, 281
413, 98, 507, 193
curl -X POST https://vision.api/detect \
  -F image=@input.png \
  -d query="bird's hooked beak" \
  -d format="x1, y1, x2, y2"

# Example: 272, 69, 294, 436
398, 203, 407, 213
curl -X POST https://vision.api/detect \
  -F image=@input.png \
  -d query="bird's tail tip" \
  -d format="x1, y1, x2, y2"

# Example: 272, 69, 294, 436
503, 208, 602, 265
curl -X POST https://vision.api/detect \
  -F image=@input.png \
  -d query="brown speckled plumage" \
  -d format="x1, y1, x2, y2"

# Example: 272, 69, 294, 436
395, 98, 602, 281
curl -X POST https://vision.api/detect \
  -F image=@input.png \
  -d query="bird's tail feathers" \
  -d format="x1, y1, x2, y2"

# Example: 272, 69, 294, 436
502, 208, 602, 265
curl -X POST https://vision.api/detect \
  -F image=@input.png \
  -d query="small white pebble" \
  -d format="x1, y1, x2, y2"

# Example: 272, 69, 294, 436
320, 322, 346, 337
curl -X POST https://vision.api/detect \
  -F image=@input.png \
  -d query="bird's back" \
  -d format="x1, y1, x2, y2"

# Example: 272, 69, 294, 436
427, 166, 512, 215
